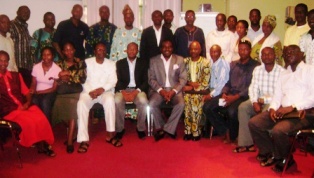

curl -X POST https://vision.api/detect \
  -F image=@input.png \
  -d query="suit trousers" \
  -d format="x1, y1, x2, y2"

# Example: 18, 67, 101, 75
114, 91, 148, 132
248, 111, 314, 159
77, 91, 115, 142
149, 92, 185, 135
237, 99, 269, 146
203, 95, 247, 140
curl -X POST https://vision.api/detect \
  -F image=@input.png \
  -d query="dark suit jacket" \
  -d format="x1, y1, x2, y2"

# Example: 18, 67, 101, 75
148, 54, 187, 96
115, 58, 149, 93
140, 26, 174, 63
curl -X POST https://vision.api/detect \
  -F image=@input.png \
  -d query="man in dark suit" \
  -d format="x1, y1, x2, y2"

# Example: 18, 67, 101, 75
114, 42, 149, 139
148, 40, 187, 141
140, 10, 174, 65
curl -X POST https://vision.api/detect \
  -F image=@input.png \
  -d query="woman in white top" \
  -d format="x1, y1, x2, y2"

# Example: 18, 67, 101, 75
232, 20, 251, 61
30, 46, 61, 123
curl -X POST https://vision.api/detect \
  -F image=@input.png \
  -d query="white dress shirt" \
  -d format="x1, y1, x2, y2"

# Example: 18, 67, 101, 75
161, 54, 172, 88
127, 57, 137, 87
153, 26, 162, 46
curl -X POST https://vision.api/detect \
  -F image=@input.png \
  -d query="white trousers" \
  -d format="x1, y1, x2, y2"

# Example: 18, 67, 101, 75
77, 91, 115, 142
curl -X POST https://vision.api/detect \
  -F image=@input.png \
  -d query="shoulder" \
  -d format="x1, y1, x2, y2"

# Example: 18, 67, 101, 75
116, 58, 127, 65
173, 54, 184, 62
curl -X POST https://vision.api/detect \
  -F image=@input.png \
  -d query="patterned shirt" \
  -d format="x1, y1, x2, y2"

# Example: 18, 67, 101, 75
85, 22, 117, 58
110, 27, 142, 61
9, 18, 32, 70
210, 57, 230, 97
249, 64, 284, 104
56, 60, 87, 84
299, 31, 314, 65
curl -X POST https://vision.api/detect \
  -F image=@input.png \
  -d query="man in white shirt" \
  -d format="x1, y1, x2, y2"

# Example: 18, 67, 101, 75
249, 45, 314, 172
299, 9, 314, 65
163, 9, 177, 34
0, 15, 18, 72
206, 13, 236, 63
148, 40, 187, 141
77, 42, 120, 153
283, 3, 310, 48
247, 9, 263, 42
234, 47, 284, 153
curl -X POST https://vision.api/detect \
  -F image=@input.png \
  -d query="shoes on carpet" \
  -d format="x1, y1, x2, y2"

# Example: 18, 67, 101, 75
164, 131, 176, 139
192, 136, 201, 141
272, 157, 296, 172
260, 157, 282, 167
256, 152, 272, 162
115, 129, 125, 140
136, 129, 146, 139
66, 144, 74, 153
233, 145, 256, 153
154, 130, 165, 141
183, 134, 192, 141
106, 137, 123, 147
77, 142, 89, 153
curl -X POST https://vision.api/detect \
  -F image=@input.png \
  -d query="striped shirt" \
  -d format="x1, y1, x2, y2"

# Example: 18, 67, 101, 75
210, 57, 230, 97
9, 18, 32, 70
249, 64, 284, 104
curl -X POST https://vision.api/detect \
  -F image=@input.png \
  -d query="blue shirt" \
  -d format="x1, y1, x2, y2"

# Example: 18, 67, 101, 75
210, 57, 230, 97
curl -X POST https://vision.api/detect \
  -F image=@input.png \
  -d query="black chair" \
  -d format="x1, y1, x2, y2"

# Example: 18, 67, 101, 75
0, 118, 23, 168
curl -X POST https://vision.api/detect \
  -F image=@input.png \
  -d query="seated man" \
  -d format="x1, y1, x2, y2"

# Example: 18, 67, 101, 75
203, 40, 259, 143
148, 40, 187, 141
0, 50, 55, 157
234, 47, 284, 153
77, 42, 121, 153
114, 42, 148, 139
249, 45, 314, 172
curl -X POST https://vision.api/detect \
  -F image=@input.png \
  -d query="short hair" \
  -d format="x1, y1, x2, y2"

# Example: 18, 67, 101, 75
127, 42, 138, 49
161, 40, 173, 47
296, 3, 308, 13
238, 40, 251, 48
43, 12, 54, 20
163, 9, 173, 15
228, 15, 237, 22
250, 9, 261, 17
308, 9, 314, 16
62, 41, 76, 50
152, 10, 162, 18
237, 20, 249, 29
185, 10, 195, 16
94, 42, 107, 50
0, 50, 10, 60
217, 13, 227, 21
40, 46, 56, 58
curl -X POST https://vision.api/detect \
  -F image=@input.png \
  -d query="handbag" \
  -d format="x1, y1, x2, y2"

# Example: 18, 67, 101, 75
56, 81, 83, 94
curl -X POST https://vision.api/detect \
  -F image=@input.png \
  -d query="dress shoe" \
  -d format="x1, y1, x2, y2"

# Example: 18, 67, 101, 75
183, 134, 192, 141
136, 129, 146, 139
154, 130, 165, 141
256, 152, 272, 162
272, 157, 296, 172
164, 131, 177, 139
260, 157, 282, 167
115, 129, 125, 139
192, 136, 201, 141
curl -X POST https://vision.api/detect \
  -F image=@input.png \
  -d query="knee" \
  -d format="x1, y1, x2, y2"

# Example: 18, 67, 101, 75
114, 94, 124, 104
137, 94, 148, 105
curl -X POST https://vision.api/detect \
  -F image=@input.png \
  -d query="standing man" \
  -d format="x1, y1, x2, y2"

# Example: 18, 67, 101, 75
174, 10, 206, 58
206, 13, 236, 63
299, 9, 314, 65
163, 9, 177, 34
247, 9, 263, 42
76, 42, 121, 153
86, 5, 117, 58
115, 42, 148, 139
284, 3, 309, 48
140, 10, 173, 64
10, 6, 32, 86
110, 5, 142, 61
0, 15, 18, 72
53, 4, 89, 61
249, 45, 314, 172
234, 47, 284, 153
149, 40, 187, 141
227, 15, 237, 34
203, 40, 259, 143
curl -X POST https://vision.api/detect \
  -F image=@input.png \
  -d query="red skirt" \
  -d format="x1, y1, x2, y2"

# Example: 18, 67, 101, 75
4, 105, 54, 147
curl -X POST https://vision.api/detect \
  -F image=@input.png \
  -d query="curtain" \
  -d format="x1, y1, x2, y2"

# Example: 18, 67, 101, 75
142, 0, 181, 29
112, 0, 140, 28
85, 0, 113, 26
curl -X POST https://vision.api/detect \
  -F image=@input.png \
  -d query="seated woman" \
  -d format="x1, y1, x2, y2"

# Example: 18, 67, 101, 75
251, 15, 283, 66
30, 47, 61, 124
0, 50, 55, 157
52, 42, 86, 153
182, 41, 210, 141
232, 20, 250, 61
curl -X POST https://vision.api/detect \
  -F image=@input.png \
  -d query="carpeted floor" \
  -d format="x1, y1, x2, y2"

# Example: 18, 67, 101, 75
0, 119, 313, 178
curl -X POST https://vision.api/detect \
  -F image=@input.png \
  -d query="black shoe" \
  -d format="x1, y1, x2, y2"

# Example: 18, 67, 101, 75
192, 136, 201, 141
272, 157, 296, 172
183, 134, 192, 141
66, 144, 74, 154
260, 157, 282, 167
154, 130, 165, 141
115, 129, 125, 139
164, 131, 176, 139
136, 129, 146, 139
256, 152, 272, 162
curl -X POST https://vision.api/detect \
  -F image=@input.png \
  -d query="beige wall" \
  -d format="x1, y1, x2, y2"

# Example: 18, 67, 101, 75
183, 0, 314, 42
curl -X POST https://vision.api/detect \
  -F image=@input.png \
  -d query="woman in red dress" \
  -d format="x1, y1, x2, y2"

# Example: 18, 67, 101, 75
0, 50, 56, 157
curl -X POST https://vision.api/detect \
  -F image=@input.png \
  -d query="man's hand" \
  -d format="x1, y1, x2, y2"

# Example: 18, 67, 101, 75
224, 94, 240, 106
89, 90, 98, 99
253, 102, 262, 113
275, 106, 294, 119
189, 82, 200, 91
182, 86, 193, 92
269, 108, 277, 122
203, 94, 212, 102
166, 90, 176, 102
159, 89, 168, 100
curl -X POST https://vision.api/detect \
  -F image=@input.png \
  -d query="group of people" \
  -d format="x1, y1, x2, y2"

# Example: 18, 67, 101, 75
0, 2, 314, 174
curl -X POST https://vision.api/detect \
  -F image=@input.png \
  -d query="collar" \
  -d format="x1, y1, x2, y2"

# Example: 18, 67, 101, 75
161, 54, 172, 61
127, 57, 137, 63
287, 61, 305, 72
153, 25, 161, 32
14, 17, 28, 26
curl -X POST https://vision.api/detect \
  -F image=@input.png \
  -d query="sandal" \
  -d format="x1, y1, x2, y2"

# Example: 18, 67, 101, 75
77, 142, 89, 153
233, 145, 256, 153
106, 137, 123, 147
256, 153, 272, 162
38, 144, 56, 157
66, 144, 74, 153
